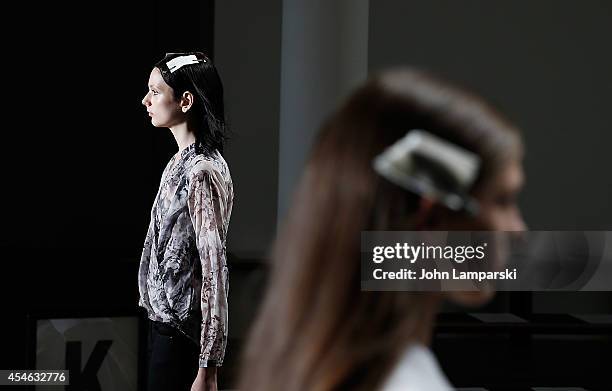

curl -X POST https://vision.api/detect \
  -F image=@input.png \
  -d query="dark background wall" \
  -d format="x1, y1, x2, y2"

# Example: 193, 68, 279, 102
213, 0, 283, 341
215, 0, 282, 262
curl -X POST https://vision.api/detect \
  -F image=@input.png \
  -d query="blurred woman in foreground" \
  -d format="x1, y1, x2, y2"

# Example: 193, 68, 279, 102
238, 68, 526, 390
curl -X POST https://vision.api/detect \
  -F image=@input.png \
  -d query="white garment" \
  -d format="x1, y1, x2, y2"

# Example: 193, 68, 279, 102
381, 344, 453, 391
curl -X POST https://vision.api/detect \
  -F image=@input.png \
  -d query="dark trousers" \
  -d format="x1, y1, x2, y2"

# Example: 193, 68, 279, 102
146, 320, 199, 391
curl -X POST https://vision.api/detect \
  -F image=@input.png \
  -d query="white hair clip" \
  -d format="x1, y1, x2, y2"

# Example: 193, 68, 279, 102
373, 129, 481, 215
166, 55, 203, 73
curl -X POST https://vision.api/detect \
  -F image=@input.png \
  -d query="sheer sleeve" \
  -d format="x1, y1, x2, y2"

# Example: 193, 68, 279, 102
187, 168, 230, 367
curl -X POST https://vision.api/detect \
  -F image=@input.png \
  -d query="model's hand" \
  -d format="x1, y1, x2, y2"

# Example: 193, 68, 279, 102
191, 367, 217, 391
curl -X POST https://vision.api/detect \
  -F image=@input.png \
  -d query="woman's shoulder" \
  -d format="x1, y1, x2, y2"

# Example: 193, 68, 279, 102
186, 149, 231, 182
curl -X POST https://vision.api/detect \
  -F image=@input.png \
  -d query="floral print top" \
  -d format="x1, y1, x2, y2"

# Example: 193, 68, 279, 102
138, 141, 233, 367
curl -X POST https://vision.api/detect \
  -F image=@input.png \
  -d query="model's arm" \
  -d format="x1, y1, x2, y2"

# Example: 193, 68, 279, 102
188, 168, 229, 390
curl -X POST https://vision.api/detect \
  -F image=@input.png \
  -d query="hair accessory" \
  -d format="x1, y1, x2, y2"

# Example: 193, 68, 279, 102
373, 129, 481, 215
166, 55, 202, 73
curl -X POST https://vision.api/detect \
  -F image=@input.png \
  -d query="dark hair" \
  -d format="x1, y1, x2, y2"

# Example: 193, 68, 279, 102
238, 68, 522, 391
155, 52, 227, 154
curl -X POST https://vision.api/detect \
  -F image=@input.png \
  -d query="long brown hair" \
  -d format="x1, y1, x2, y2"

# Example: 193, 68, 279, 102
237, 69, 522, 390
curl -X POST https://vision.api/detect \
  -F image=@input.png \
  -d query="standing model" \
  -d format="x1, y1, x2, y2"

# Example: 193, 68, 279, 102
139, 52, 233, 391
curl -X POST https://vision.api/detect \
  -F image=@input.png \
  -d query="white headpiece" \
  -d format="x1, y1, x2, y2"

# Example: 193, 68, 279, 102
373, 129, 481, 215
166, 55, 206, 73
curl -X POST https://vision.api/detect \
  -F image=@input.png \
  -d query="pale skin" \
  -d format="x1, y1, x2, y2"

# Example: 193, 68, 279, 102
142, 67, 218, 391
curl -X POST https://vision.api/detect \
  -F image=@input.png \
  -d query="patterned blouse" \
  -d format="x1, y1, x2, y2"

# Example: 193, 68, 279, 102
138, 141, 233, 367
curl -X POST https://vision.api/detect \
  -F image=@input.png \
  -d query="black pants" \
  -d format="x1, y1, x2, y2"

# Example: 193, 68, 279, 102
146, 320, 199, 391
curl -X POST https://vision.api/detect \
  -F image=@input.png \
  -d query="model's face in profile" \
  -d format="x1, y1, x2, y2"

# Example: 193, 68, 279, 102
437, 158, 525, 306
141, 67, 182, 128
